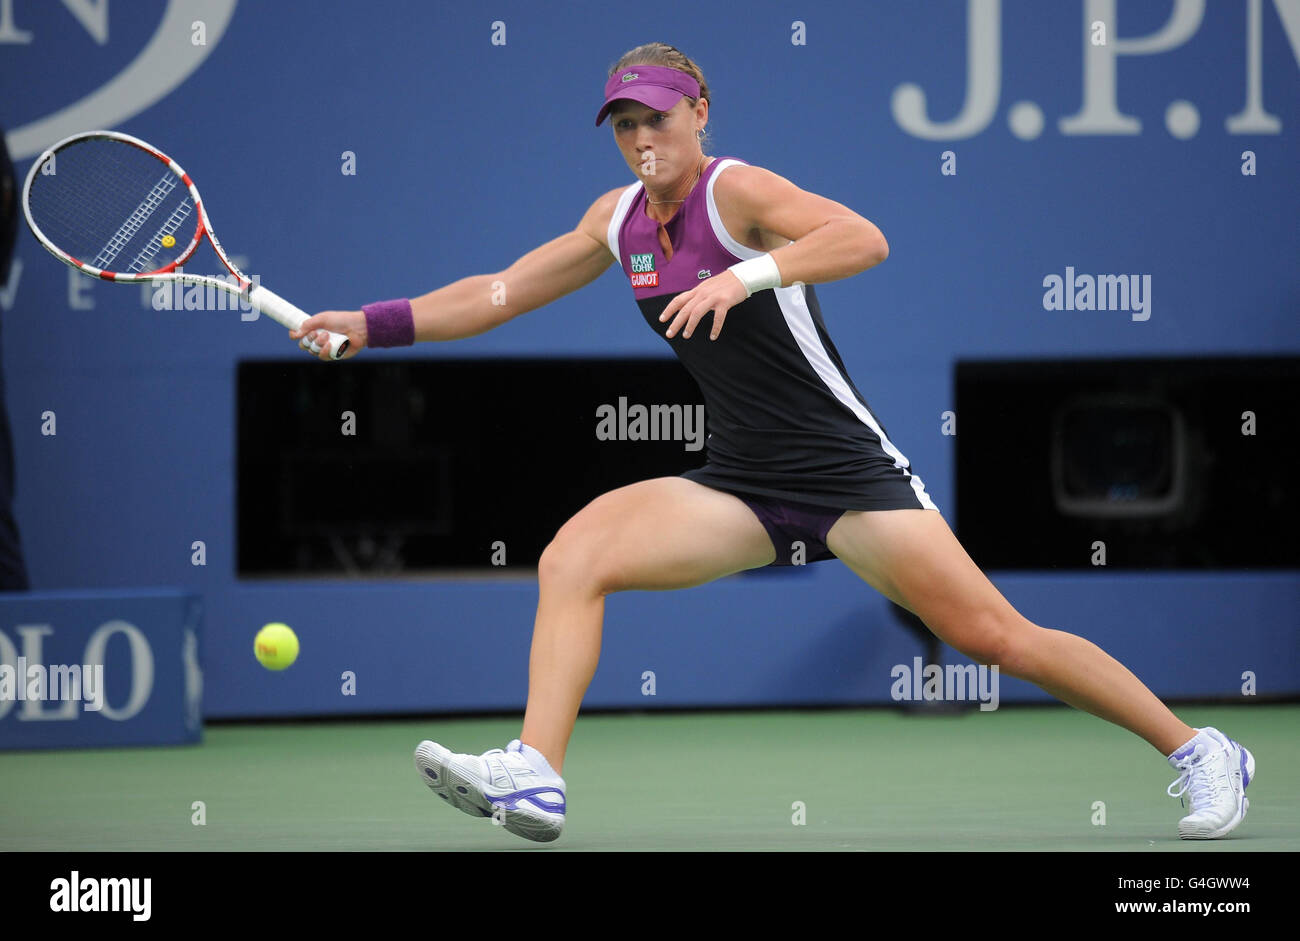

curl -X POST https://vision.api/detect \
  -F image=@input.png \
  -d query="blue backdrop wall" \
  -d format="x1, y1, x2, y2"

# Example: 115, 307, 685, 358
2, 0, 1297, 718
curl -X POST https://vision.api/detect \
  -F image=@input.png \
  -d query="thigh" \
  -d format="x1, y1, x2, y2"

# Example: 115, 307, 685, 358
547, 476, 777, 592
825, 509, 1019, 633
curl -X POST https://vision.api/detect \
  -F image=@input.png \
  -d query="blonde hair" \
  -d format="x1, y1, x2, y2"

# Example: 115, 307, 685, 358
608, 43, 712, 149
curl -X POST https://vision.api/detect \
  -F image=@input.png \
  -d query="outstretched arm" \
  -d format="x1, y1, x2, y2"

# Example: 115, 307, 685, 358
291, 187, 624, 359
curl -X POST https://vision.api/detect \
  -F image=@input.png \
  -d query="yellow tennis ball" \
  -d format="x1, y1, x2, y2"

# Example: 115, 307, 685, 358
161, 234, 176, 248
254, 623, 299, 671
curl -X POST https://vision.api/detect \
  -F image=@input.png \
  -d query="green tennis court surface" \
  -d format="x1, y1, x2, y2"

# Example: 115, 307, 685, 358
3, 704, 1295, 851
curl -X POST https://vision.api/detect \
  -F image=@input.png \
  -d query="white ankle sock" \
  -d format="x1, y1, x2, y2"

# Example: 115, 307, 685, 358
519, 742, 560, 779
1167, 727, 1214, 763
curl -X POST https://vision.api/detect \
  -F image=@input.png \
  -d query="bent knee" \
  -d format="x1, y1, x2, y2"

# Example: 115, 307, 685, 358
538, 526, 625, 596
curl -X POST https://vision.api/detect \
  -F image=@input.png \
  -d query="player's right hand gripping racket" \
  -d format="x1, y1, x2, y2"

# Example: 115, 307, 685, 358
21, 130, 349, 359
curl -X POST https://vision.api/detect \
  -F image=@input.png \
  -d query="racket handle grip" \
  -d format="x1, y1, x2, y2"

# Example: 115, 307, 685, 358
247, 284, 351, 360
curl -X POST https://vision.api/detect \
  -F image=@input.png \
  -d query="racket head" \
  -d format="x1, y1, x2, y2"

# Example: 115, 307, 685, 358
21, 130, 228, 283
23, 130, 350, 360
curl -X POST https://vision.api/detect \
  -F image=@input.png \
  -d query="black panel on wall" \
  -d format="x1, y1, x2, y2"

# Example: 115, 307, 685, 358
238, 358, 708, 575
954, 357, 1297, 570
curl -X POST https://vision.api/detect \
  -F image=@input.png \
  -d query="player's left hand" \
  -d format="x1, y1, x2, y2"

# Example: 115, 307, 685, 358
658, 270, 749, 341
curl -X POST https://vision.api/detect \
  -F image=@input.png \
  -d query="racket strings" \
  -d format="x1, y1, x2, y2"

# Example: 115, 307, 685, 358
123, 190, 194, 273
93, 171, 179, 270
26, 138, 198, 274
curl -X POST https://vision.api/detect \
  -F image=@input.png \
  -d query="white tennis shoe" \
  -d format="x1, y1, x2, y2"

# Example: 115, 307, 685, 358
414, 738, 566, 843
1166, 727, 1255, 839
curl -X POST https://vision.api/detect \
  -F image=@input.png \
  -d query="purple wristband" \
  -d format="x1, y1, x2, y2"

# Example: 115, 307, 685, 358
362, 298, 415, 347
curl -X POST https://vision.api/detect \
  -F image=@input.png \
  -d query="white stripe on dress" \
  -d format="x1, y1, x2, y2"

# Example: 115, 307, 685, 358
704, 160, 937, 511
606, 182, 643, 262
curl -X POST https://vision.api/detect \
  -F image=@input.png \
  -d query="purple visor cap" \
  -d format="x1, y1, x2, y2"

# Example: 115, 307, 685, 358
595, 65, 701, 126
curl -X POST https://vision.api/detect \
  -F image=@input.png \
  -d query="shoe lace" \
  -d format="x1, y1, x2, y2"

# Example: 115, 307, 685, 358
1166, 744, 1224, 810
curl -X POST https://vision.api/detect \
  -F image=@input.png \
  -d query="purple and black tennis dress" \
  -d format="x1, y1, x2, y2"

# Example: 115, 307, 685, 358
608, 156, 939, 566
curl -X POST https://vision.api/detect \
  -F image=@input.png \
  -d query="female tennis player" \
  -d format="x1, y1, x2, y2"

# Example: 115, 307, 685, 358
292, 43, 1254, 845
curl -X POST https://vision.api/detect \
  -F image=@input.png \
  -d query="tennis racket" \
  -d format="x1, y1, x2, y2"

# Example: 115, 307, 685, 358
21, 129, 349, 359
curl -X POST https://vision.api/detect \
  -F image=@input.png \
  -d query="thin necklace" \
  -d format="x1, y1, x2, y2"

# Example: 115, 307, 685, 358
647, 155, 707, 205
